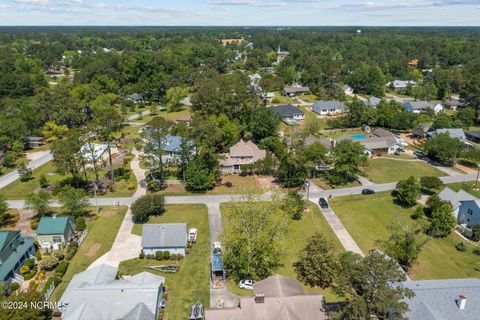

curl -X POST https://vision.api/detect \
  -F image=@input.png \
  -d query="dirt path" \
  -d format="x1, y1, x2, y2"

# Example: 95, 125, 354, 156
16, 210, 35, 236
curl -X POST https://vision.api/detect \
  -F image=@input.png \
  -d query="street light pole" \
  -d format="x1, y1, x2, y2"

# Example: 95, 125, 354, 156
475, 164, 480, 189
93, 181, 99, 214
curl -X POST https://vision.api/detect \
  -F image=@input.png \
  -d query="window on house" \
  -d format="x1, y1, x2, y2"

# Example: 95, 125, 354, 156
468, 208, 473, 215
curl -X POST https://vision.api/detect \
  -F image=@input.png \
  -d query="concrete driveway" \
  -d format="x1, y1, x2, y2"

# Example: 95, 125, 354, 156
312, 201, 364, 256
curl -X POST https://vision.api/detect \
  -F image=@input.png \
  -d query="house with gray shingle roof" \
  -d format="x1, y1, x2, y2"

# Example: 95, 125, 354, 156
206, 275, 327, 320
438, 187, 480, 228
272, 104, 304, 121
364, 96, 381, 107
387, 80, 417, 92
58, 264, 165, 320
427, 128, 466, 141
403, 278, 480, 320
312, 100, 345, 116
141, 223, 187, 256
126, 93, 143, 104
282, 85, 310, 97
403, 101, 443, 114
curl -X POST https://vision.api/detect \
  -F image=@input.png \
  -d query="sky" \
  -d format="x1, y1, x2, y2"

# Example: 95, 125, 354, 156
0, 0, 479, 26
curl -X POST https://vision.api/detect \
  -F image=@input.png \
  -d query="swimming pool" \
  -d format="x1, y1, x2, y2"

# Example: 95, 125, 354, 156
351, 134, 367, 140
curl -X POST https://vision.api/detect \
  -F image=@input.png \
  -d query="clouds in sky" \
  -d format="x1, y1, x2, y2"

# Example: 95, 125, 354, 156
0, 0, 478, 25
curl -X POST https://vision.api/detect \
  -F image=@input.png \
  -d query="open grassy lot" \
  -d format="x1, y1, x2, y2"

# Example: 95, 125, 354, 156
124, 204, 209, 320
272, 91, 296, 104
155, 174, 259, 196
313, 178, 361, 190
53, 206, 128, 300
330, 192, 480, 280
364, 158, 444, 183
2, 159, 136, 199
221, 201, 344, 301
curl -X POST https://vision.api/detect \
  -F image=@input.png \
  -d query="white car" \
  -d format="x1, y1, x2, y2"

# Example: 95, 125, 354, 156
239, 280, 255, 290
188, 228, 198, 243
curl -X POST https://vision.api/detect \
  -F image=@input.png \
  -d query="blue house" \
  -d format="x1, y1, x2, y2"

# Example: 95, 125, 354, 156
0, 230, 36, 284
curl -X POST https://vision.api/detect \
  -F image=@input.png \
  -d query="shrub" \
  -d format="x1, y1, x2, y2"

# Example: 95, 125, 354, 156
53, 250, 64, 261
39, 255, 59, 271
162, 251, 170, 260
10, 282, 20, 292
139, 250, 145, 259
34, 250, 42, 261
75, 217, 87, 232
471, 224, 480, 242
42, 277, 62, 293
131, 194, 165, 223
23, 267, 37, 280
224, 181, 233, 188
127, 183, 135, 190
411, 207, 424, 220
55, 261, 69, 277
458, 158, 478, 168
24, 258, 36, 270
155, 251, 163, 261
66, 246, 77, 261
473, 248, 480, 256
455, 242, 466, 252
39, 174, 48, 188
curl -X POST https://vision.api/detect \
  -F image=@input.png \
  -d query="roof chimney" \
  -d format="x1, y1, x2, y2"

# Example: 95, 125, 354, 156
254, 294, 265, 304
458, 295, 467, 310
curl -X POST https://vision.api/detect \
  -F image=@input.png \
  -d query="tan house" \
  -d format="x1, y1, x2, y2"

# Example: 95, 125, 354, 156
220, 38, 245, 46
220, 140, 266, 174
205, 275, 327, 320
36, 216, 76, 252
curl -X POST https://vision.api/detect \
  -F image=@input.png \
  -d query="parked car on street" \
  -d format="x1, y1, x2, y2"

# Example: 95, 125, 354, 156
239, 280, 255, 290
318, 197, 329, 209
361, 189, 375, 195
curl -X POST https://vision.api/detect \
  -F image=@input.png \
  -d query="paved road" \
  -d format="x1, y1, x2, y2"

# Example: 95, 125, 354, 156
313, 201, 364, 256
125, 109, 151, 122
0, 151, 53, 190
6, 173, 477, 210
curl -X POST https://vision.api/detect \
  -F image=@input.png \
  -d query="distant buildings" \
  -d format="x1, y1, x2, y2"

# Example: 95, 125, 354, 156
126, 93, 144, 104
282, 85, 310, 97
387, 80, 417, 92
59, 264, 165, 320
220, 38, 245, 46
312, 100, 345, 116
272, 104, 305, 122
275, 46, 289, 64
220, 140, 266, 174
403, 101, 443, 114
427, 128, 466, 141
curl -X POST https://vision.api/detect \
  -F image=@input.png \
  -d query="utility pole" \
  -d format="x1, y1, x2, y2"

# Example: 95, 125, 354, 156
476, 164, 480, 189
93, 182, 99, 214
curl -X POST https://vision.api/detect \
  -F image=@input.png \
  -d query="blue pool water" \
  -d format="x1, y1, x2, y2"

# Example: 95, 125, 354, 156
351, 134, 367, 140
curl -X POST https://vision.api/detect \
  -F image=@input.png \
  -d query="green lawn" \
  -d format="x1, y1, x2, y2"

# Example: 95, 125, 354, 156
272, 91, 296, 104
330, 192, 480, 280
154, 175, 260, 196
364, 158, 444, 183
319, 129, 365, 139
447, 182, 480, 198
53, 206, 128, 300
313, 178, 361, 190
2, 159, 136, 199
123, 204, 209, 320
221, 202, 344, 301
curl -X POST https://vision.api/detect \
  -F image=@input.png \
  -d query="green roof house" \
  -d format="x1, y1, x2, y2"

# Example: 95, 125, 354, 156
0, 230, 36, 283
36, 216, 76, 252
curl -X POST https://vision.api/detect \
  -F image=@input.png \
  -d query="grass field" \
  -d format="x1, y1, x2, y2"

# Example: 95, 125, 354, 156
2, 160, 137, 199
221, 201, 344, 301
155, 174, 259, 196
447, 182, 480, 198
53, 206, 128, 300
124, 204, 209, 320
330, 192, 480, 280
364, 158, 444, 183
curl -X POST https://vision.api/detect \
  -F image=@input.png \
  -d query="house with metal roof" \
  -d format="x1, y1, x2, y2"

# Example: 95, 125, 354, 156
58, 264, 165, 320
272, 104, 305, 122
312, 100, 345, 116
142, 223, 187, 256
206, 275, 327, 320
36, 216, 76, 252
403, 101, 443, 114
403, 278, 480, 320
144, 135, 196, 164
0, 230, 36, 284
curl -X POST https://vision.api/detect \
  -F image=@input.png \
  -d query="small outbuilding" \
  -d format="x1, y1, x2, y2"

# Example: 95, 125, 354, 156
36, 216, 76, 252
141, 223, 187, 256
